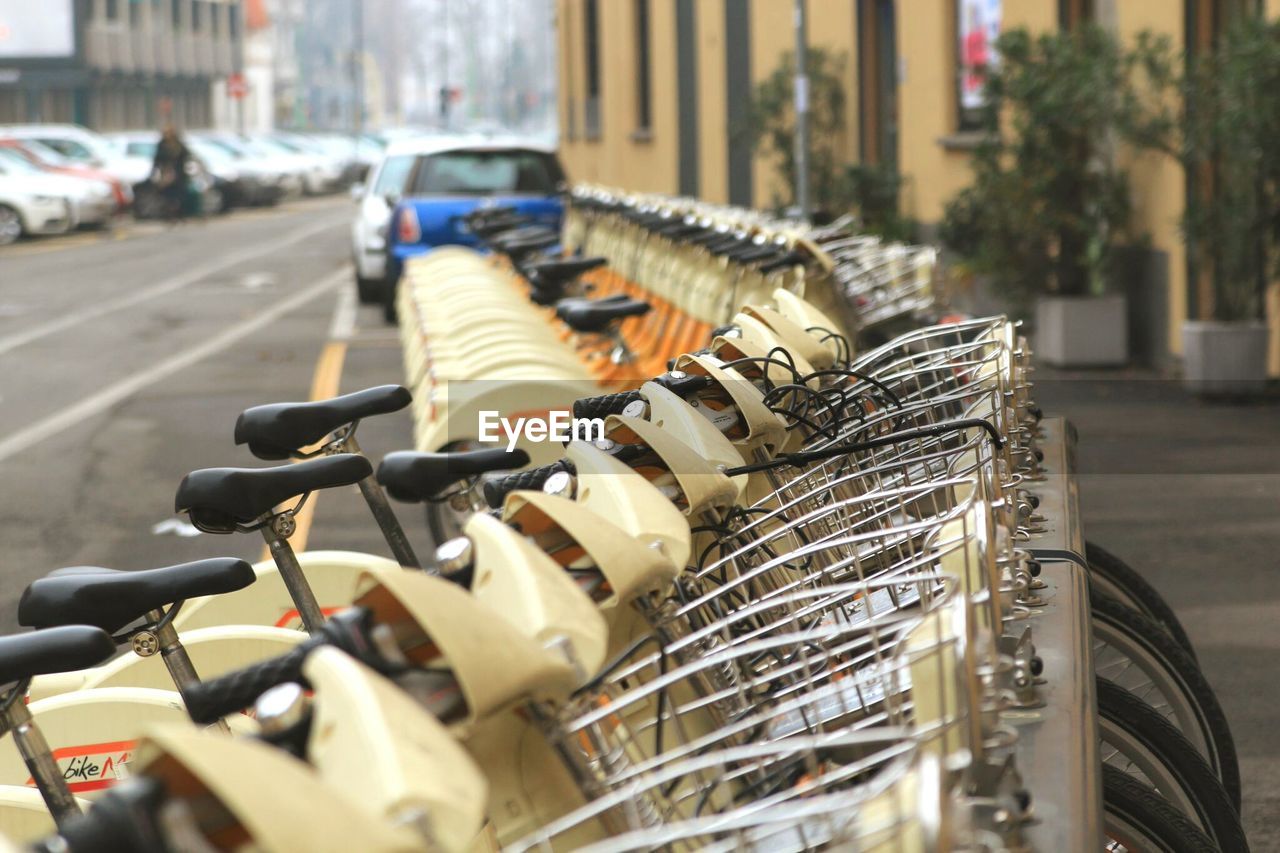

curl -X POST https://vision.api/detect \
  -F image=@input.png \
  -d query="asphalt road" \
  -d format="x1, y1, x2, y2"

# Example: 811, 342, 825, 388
0, 199, 426, 625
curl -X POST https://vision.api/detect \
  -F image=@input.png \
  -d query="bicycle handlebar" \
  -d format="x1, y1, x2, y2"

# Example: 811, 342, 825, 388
572, 390, 644, 421
184, 640, 319, 724
483, 459, 574, 508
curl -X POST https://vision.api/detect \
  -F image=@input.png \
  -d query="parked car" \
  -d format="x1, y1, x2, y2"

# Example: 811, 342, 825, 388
0, 161, 74, 245
271, 132, 356, 186
381, 137, 568, 321
0, 124, 135, 186
0, 138, 131, 211
0, 147, 116, 228
187, 139, 284, 208
194, 133, 306, 199
349, 138, 439, 303
246, 134, 338, 195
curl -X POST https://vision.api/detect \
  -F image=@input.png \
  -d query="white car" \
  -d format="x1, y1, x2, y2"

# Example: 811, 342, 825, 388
0, 148, 115, 228
0, 124, 135, 186
196, 133, 305, 199
0, 169, 74, 245
349, 139, 425, 302
251, 135, 339, 195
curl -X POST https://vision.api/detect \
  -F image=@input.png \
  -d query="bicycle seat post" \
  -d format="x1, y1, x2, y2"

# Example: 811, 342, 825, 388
262, 509, 326, 634
326, 433, 421, 569
0, 686, 79, 826
607, 326, 635, 366
135, 608, 232, 734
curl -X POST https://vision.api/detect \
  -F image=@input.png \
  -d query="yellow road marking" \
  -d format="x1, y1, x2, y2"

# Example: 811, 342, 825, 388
258, 338, 348, 559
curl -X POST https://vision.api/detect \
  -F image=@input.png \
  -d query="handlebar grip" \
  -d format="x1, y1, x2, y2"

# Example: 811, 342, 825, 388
483, 459, 573, 508
572, 390, 643, 421
184, 641, 317, 724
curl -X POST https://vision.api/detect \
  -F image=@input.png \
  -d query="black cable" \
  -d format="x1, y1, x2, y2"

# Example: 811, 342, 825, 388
807, 325, 852, 365
801, 368, 904, 409
722, 418, 1004, 477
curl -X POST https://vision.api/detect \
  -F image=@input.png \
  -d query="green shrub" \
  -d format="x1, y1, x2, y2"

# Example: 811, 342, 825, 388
939, 26, 1175, 312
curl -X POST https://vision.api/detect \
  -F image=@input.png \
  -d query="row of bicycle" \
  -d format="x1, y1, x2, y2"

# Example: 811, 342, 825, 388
0, 280, 1243, 851
563, 185, 937, 337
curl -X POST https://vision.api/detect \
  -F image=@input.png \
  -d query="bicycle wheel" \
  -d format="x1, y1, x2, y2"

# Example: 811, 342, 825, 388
1092, 592, 1240, 810
1088, 540, 1197, 661
1098, 677, 1247, 852
1102, 766, 1220, 853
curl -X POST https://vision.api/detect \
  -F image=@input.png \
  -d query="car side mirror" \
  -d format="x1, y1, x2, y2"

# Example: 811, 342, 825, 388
349, 183, 365, 201
384, 191, 401, 206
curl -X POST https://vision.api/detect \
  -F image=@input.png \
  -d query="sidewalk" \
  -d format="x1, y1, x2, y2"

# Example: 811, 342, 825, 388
1035, 368, 1280, 847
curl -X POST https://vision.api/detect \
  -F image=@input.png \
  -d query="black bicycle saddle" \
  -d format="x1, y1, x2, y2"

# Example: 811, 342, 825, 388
527, 257, 608, 286
175, 454, 372, 533
235, 385, 412, 460
556, 298, 651, 334
19, 558, 256, 634
0, 626, 117, 686
376, 448, 531, 502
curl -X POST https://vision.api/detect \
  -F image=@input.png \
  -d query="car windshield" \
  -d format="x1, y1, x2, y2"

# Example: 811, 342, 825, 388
126, 141, 157, 158
409, 149, 563, 196
254, 138, 301, 158
189, 141, 233, 166
0, 148, 42, 175
269, 136, 306, 153
200, 137, 248, 159
20, 139, 73, 167
373, 154, 414, 196
31, 137, 96, 162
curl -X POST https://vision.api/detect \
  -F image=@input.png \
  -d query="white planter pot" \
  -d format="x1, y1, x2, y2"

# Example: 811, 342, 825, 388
1034, 294, 1128, 367
1181, 320, 1270, 396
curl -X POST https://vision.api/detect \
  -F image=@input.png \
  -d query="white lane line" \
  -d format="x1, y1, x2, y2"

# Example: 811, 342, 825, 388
327, 278, 358, 341
0, 267, 349, 465
0, 216, 344, 358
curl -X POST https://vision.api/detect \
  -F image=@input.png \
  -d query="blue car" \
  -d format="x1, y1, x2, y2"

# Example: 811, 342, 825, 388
381, 138, 567, 322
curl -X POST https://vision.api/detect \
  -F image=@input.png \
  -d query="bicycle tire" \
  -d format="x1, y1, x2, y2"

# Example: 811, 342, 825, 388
1087, 540, 1198, 661
1102, 765, 1221, 853
1097, 677, 1247, 852
1092, 592, 1241, 810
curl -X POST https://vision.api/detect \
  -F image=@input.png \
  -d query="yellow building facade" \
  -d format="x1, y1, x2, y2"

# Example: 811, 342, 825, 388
556, 0, 1280, 373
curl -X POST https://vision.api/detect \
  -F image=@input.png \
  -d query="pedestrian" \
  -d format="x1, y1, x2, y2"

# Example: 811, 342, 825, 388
152, 125, 192, 223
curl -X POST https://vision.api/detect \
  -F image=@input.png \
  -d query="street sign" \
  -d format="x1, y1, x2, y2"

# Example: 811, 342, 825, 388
226, 73, 248, 99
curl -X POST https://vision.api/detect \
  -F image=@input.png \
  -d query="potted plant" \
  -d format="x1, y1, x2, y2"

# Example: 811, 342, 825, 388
1180, 15, 1278, 396
939, 26, 1175, 367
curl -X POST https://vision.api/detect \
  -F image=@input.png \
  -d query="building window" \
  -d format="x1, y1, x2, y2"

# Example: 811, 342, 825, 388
191, 1, 202, 31
172, 0, 183, 29
211, 3, 220, 34
1058, 0, 1093, 30
229, 2, 240, 38
584, 0, 602, 139
634, 0, 652, 135
105, 0, 119, 20
956, 0, 1001, 131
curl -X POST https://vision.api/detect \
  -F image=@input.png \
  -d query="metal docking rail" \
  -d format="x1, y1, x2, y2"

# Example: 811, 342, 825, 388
1013, 417, 1102, 849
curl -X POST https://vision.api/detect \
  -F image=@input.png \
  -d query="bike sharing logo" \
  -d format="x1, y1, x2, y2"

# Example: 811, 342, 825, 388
477, 410, 605, 451
28, 740, 137, 793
